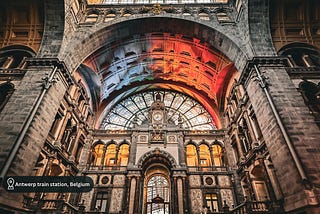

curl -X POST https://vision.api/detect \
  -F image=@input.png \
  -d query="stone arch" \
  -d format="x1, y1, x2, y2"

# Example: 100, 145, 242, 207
59, 16, 249, 73
118, 139, 130, 147
38, 0, 65, 57
105, 139, 117, 147
186, 139, 198, 147
137, 148, 177, 170
92, 139, 105, 147
199, 139, 211, 147
248, 0, 276, 56
211, 139, 224, 147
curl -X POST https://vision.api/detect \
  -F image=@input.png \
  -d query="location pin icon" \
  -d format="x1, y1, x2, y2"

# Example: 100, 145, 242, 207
7, 177, 15, 190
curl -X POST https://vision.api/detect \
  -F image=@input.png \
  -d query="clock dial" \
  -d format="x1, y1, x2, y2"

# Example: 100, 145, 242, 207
153, 112, 163, 121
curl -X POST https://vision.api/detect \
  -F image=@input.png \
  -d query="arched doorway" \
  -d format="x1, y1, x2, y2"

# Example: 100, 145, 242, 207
143, 164, 171, 214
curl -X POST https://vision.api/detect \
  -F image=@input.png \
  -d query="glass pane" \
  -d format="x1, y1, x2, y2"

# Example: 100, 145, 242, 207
101, 89, 216, 130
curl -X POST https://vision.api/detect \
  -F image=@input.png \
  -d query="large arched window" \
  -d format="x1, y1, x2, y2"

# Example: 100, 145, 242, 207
101, 90, 216, 130
186, 144, 198, 166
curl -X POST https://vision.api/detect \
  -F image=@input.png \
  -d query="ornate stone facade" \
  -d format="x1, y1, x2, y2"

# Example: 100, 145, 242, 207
0, 0, 320, 214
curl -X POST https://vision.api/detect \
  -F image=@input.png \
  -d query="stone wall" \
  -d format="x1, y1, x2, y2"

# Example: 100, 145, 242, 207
0, 60, 72, 210
242, 59, 320, 212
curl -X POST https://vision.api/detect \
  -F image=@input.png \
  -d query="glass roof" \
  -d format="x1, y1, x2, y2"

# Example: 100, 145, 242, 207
101, 89, 216, 130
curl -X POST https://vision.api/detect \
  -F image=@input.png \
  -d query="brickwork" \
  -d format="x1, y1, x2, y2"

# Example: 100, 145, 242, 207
0, 0, 320, 213
0, 61, 72, 210
243, 61, 320, 212
37, 0, 65, 57
248, 0, 276, 56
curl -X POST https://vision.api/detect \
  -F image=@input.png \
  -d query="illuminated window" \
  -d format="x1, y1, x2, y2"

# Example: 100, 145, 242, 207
104, 144, 117, 166
93, 144, 104, 166
117, 144, 129, 166
212, 144, 223, 166
205, 193, 219, 212
199, 12, 210, 21
85, 13, 98, 23
104, 13, 116, 22
186, 144, 198, 166
199, 144, 211, 166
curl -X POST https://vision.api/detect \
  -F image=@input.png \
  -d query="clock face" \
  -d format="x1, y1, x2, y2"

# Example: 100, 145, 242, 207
153, 112, 163, 121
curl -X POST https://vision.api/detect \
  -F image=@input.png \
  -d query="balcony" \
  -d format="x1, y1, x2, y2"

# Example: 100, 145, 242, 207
23, 195, 84, 213
187, 166, 228, 172
228, 200, 273, 214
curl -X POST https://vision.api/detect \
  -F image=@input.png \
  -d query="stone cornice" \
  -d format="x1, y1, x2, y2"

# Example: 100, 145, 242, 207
25, 58, 74, 86
239, 57, 289, 87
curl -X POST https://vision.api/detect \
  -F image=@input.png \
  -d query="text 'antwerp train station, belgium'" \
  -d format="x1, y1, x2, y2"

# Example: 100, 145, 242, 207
0, 0, 320, 213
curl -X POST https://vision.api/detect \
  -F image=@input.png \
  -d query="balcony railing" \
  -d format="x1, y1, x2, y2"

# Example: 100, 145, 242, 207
88, 165, 128, 171
23, 196, 84, 214
229, 201, 272, 214
187, 166, 228, 172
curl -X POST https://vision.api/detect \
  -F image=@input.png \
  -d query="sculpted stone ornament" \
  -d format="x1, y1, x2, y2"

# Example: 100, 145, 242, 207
152, 3, 162, 15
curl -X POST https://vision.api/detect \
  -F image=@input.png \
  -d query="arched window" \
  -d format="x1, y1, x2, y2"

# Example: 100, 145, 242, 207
278, 43, 320, 67
93, 143, 104, 166
199, 144, 211, 167
212, 144, 223, 166
146, 175, 170, 214
117, 144, 129, 166
0, 82, 14, 112
104, 144, 117, 166
0, 46, 35, 68
251, 165, 270, 201
186, 144, 198, 166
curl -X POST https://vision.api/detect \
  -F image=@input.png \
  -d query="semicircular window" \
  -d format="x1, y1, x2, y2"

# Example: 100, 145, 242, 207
101, 89, 216, 130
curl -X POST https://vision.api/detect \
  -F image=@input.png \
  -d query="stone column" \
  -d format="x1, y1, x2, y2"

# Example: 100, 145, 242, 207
177, 133, 186, 167
128, 177, 137, 214
177, 177, 184, 214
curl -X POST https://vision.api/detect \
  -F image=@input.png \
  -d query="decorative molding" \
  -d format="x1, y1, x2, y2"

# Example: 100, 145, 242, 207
239, 57, 289, 87
137, 148, 177, 168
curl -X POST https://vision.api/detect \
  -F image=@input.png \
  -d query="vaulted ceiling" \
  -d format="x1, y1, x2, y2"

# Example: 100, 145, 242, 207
77, 32, 237, 129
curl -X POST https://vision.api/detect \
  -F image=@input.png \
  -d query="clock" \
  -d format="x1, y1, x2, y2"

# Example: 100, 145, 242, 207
153, 112, 163, 121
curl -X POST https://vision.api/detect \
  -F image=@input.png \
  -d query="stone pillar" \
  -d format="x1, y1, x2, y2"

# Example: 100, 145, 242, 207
128, 176, 137, 214
128, 132, 138, 167
173, 170, 187, 214
178, 133, 186, 167
177, 177, 184, 214
240, 58, 320, 212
